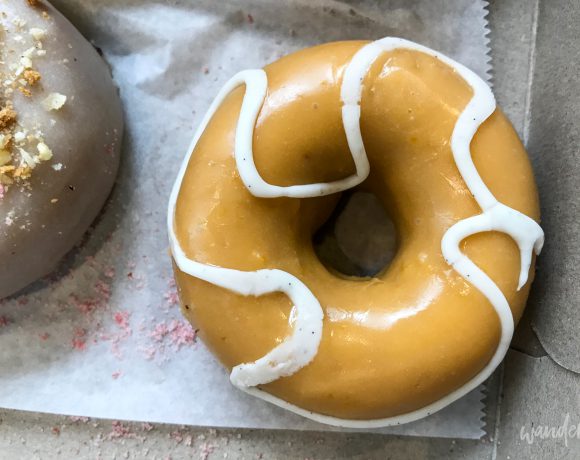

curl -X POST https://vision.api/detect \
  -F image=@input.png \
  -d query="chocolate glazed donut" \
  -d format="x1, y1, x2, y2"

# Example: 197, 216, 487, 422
168, 38, 543, 426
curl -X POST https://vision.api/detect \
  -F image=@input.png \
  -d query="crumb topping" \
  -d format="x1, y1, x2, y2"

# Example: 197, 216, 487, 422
23, 69, 41, 85
0, 2, 66, 194
42, 91, 66, 111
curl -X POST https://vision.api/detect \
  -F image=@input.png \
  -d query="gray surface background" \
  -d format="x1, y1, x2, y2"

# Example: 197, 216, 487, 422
1, 0, 579, 458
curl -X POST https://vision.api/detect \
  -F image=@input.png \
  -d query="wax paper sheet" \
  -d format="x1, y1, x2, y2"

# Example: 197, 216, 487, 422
0, 0, 492, 439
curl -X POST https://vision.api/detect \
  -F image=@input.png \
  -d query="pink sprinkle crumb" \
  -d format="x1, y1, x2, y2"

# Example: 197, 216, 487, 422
72, 328, 87, 350
170, 430, 184, 444
39, 332, 50, 340
107, 421, 134, 440
112, 371, 122, 379
69, 416, 90, 423
104, 266, 116, 278
94, 280, 112, 299
140, 345, 157, 360
169, 320, 196, 350
140, 422, 154, 432
151, 322, 169, 342
163, 288, 179, 307
200, 443, 216, 460
0, 184, 5, 200
113, 311, 131, 331
71, 339, 86, 350
110, 338, 123, 360
0, 316, 9, 327
69, 293, 104, 316
152, 320, 196, 347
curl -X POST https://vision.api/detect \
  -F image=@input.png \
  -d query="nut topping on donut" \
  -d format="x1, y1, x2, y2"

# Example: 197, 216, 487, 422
0, 4, 64, 193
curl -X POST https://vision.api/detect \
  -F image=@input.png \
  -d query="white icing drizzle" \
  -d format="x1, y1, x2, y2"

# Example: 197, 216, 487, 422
168, 37, 545, 427
234, 77, 369, 198
167, 70, 323, 388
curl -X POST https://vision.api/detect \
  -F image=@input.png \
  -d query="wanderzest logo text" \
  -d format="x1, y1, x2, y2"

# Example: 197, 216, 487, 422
520, 414, 580, 447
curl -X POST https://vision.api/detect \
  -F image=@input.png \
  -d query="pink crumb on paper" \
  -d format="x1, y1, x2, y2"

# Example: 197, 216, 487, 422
94, 279, 112, 299
163, 288, 179, 307
69, 294, 97, 315
113, 311, 131, 332
107, 421, 135, 440
170, 430, 184, 444
169, 320, 196, 350
139, 345, 157, 361
39, 332, 50, 341
0, 316, 9, 327
150, 320, 196, 351
69, 416, 90, 423
112, 371, 122, 379
137, 319, 147, 332
0, 184, 5, 200
140, 422, 154, 432
71, 328, 87, 350
151, 322, 169, 342
85, 255, 96, 267
94, 311, 133, 360
69, 276, 111, 316
125, 269, 145, 290
162, 278, 179, 312
200, 443, 216, 460
109, 337, 124, 360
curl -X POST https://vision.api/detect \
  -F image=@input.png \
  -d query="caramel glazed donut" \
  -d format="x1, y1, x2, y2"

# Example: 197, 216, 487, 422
168, 38, 544, 426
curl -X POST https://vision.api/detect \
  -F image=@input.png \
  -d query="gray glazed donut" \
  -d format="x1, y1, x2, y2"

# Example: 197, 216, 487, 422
0, 0, 123, 298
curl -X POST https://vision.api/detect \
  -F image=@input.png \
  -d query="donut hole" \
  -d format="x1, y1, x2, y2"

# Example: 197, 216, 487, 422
313, 191, 397, 278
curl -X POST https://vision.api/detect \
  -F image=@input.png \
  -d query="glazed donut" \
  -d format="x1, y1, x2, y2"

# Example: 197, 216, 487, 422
0, 0, 123, 298
168, 38, 544, 426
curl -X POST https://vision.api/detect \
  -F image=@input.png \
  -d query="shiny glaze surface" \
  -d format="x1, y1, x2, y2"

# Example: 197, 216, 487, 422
173, 41, 540, 420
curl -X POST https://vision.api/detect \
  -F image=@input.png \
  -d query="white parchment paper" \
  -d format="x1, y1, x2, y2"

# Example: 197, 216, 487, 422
0, 0, 492, 439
